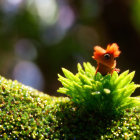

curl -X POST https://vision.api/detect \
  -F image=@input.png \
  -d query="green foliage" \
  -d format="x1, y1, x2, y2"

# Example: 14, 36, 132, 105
56, 104, 140, 139
0, 74, 139, 139
101, 108, 140, 139
0, 76, 69, 139
58, 62, 140, 117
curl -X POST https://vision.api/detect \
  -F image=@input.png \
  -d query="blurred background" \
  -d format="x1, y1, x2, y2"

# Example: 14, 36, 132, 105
0, 0, 140, 96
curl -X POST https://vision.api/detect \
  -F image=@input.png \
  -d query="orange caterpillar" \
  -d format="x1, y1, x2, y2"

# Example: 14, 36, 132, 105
92, 43, 121, 75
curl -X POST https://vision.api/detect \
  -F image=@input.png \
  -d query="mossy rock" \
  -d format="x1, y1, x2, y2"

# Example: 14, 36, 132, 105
0, 74, 139, 139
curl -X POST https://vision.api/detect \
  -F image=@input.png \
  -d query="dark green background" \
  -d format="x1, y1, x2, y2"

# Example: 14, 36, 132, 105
0, 0, 140, 96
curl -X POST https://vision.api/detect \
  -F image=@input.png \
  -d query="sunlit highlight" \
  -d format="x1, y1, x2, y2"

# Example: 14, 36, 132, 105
34, 0, 58, 26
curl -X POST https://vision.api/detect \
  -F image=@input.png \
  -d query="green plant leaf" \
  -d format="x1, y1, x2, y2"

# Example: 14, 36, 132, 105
95, 72, 103, 81
114, 70, 129, 86
83, 62, 95, 78
116, 71, 135, 88
78, 73, 92, 85
62, 68, 80, 83
77, 63, 85, 74
57, 87, 68, 94
58, 74, 72, 88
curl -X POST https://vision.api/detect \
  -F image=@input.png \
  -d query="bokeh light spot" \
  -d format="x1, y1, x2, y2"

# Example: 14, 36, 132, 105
7, 0, 22, 5
1, 0, 23, 13
15, 39, 37, 61
58, 5, 75, 30
27, 0, 58, 26
13, 61, 44, 90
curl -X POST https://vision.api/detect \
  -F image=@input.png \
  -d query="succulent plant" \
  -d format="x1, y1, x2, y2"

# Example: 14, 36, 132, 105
58, 62, 140, 117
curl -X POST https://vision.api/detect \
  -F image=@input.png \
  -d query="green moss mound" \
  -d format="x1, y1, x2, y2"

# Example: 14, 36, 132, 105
56, 103, 140, 139
0, 76, 69, 139
0, 62, 140, 139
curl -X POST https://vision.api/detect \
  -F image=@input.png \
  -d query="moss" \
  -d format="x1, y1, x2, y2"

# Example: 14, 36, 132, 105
56, 103, 140, 139
0, 62, 140, 139
101, 108, 140, 139
0, 76, 69, 139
